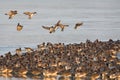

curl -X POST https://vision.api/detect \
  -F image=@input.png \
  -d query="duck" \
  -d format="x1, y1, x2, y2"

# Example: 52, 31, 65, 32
17, 23, 23, 31
37, 42, 46, 51
101, 71, 109, 80
0, 66, 13, 74
58, 69, 71, 80
109, 73, 117, 79
23, 12, 37, 19
30, 67, 43, 76
75, 70, 87, 78
117, 73, 120, 80
15, 48, 22, 56
5, 10, 17, 19
42, 26, 58, 33
15, 68, 28, 75
55, 20, 69, 31
74, 22, 83, 29
43, 67, 58, 77
62, 71, 71, 78
5, 52, 12, 59
24, 47, 34, 53
91, 73, 100, 80
31, 70, 41, 76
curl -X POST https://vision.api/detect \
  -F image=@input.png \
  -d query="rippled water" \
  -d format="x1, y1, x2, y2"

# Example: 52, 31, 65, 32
0, 0, 120, 79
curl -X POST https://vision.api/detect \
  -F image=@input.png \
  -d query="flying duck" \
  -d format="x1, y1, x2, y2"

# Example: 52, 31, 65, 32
5, 10, 17, 19
23, 12, 37, 19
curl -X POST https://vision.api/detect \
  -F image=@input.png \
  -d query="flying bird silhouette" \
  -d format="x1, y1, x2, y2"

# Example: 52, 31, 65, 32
42, 26, 58, 33
23, 12, 37, 19
5, 10, 17, 19
17, 23, 23, 31
74, 22, 83, 29
55, 20, 69, 31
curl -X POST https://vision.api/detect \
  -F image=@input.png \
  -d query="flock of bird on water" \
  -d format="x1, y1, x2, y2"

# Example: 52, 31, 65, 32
5, 10, 83, 33
0, 39, 120, 80
1, 10, 120, 80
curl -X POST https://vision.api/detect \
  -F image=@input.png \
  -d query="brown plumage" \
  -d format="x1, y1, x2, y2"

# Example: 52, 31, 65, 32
55, 20, 69, 31
24, 47, 34, 52
16, 48, 22, 55
23, 12, 37, 19
5, 10, 17, 19
17, 23, 23, 31
74, 22, 83, 29
42, 26, 58, 33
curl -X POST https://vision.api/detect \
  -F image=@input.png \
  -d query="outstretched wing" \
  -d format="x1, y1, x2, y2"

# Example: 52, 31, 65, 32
74, 24, 78, 29
56, 20, 61, 24
23, 12, 31, 15
74, 22, 83, 29
55, 20, 61, 26
63, 25, 69, 27
42, 26, 50, 30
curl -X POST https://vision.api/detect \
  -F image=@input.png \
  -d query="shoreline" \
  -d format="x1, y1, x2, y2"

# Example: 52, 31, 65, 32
0, 39, 120, 79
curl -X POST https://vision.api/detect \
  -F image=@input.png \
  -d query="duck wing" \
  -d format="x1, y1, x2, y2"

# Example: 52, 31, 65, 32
55, 20, 61, 26
74, 22, 83, 29
42, 26, 50, 30
23, 12, 31, 15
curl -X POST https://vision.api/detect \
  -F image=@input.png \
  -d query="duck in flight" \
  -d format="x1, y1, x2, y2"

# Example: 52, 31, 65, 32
42, 26, 58, 33
74, 22, 83, 29
17, 23, 23, 31
5, 10, 17, 19
23, 12, 37, 19
55, 20, 69, 31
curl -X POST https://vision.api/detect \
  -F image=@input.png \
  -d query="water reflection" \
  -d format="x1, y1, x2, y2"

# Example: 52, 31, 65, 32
0, 75, 87, 80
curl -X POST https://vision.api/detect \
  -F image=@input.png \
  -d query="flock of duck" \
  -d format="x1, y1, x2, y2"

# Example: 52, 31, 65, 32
1, 10, 120, 80
5, 10, 83, 32
0, 39, 120, 80
5, 10, 37, 19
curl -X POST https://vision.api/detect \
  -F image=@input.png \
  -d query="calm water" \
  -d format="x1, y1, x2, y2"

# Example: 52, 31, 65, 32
0, 0, 120, 79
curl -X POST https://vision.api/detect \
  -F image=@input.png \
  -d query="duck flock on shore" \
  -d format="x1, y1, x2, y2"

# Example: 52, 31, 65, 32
4, 10, 83, 32
0, 39, 120, 80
